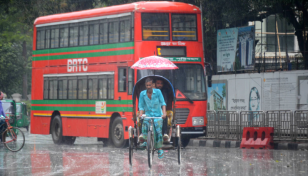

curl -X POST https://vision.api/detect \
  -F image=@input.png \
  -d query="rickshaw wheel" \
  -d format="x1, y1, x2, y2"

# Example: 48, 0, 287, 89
129, 136, 133, 165
147, 131, 154, 168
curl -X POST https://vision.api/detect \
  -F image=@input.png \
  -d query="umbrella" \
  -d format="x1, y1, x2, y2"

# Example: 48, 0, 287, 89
131, 55, 178, 70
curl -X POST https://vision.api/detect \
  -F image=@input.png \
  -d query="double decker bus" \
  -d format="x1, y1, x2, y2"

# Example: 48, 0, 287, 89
31, 1, 208, 147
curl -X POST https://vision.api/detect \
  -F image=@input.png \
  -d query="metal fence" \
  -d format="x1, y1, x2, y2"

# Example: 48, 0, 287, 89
206, 110, 308, 141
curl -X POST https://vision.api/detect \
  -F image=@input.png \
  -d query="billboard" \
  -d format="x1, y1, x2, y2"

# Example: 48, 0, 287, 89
217, 26, 255, 72
217, 28, 238, 72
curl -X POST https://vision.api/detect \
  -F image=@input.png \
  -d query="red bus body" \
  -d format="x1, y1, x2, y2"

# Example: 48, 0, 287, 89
31, 1, 207, 146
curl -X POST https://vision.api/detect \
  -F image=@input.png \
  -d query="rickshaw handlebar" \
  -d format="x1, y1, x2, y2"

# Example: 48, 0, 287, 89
141, 115, 162, 119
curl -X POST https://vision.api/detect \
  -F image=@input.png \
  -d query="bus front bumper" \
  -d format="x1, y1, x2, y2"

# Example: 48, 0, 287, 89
181, 127, 206, 138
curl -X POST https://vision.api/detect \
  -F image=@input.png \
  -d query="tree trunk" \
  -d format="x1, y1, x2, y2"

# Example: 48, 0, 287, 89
22, 41, 27, 100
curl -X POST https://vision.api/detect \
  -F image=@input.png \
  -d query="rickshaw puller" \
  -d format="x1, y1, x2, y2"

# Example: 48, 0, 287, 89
138, 78, 166, 159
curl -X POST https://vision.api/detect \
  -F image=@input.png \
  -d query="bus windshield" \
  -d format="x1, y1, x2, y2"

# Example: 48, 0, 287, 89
2, 102, 13, 114
137, 64, 206, 100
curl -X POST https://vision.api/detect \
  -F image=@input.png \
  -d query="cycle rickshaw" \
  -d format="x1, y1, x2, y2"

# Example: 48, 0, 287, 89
128, 75, 181, 168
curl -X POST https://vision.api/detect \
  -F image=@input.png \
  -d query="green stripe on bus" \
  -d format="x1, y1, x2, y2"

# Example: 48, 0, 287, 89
31, 106, 132, 112
33, 42, 134, 55
32, 49, 134, 61
32, 100, 133, 105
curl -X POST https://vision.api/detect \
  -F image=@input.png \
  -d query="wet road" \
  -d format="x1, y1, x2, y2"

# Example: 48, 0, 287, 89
0, 129, 307, 176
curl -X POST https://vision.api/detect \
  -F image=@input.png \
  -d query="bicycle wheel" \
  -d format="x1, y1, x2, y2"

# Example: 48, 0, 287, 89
3, 127, 25, 152
147, 131, 154, 168
129, 136, 133, 166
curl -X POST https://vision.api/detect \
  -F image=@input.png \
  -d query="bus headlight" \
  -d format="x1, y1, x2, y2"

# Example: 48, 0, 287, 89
192, 117, 204, 126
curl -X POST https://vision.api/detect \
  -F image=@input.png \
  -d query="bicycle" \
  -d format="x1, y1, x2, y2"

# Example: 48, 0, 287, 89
129, 115, 181, 168
0, 116, 25, 152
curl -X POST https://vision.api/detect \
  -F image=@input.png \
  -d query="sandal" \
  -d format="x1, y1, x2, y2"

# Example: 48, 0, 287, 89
140, 142, 147, 147
158, 150, 164, 159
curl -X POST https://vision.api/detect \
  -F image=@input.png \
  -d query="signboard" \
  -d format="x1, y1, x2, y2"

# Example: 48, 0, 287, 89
95, 101, 106, 114
217, 26, 255, 72
217, 28, 238, 72
237, 26, 255, 70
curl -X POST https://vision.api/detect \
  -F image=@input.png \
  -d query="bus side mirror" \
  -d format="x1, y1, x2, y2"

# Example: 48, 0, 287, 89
208, 75, 212, 87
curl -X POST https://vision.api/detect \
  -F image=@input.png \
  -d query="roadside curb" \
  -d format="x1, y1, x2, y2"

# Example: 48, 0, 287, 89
189, 139, 308, 150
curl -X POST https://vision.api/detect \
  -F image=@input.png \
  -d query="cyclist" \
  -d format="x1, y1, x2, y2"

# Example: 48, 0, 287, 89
0, 92, 6, 134
138, 77, 166, 159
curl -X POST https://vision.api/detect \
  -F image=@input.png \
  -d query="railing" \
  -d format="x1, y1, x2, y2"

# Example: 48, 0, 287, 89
205, 110, 308, 141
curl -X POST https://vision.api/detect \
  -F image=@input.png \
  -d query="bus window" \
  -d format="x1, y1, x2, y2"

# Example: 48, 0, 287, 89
89, 23, 99, 45
174, 64, 206, 100
118, 68, 126, 92
69, 24, 78, 47
99, 79, 107, 99
172, 14, 197, 41
108, 78, 114, 99
78, 77, 87, 99
128, 68, 134, 95
79, 22, 89, 46
37, 28, 45, 49
142, 13, 169, 41
99, 22, 108, 44
43, 79, 49, 99
120, 19, 130, 42
68, 78, 77, 99
50, 27, 59, 48
59, 25, 69, 47
49, 79, 58, 99
58, 79, 68, 99
45, 29, 50, 48
109, 21, 119, 43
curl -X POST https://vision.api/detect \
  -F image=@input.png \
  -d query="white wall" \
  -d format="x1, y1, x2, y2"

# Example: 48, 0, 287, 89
210, 70, 308, 111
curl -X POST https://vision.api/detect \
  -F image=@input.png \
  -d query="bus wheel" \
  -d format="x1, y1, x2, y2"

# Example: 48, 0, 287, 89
51, 115, 64, 144
64, 136, 76, 145
181, 137, 190, 148
110, 117, 126, 148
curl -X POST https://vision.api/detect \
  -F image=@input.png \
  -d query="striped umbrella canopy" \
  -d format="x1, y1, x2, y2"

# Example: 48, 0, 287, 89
131, 55, 178, 70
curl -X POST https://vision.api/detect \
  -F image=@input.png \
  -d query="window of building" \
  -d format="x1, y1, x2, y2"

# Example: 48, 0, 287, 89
142, 13, 169, 41
266, 15, 294, 52
172, 14, 197, 41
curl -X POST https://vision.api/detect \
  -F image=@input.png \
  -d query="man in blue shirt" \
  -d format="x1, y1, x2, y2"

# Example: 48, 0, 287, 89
138, 77, 166, 159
